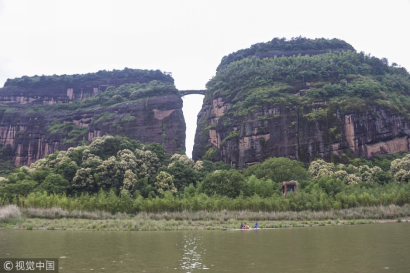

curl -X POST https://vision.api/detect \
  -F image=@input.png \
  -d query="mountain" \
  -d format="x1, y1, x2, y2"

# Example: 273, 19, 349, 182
0, 68, 185, 167
193, 37, 410, 168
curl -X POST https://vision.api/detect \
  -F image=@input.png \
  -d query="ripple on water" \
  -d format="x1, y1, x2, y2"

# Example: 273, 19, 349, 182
179, 235, 208, 272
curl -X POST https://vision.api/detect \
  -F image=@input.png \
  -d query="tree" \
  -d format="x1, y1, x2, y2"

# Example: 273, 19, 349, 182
0, 180, 38, 197
154, 171, 177, 195
245, 157, 309, 182
308, 159, 335, 179
123, 170, 137, 191
55, 159, 78, 182
201, 169, 246, 198
134, 149, 160, 179
88, 135, 121, 160
40, 174, 70, 194
167, 161, 201, 191
390, 154, 410, 183
247, 175, 276, 197
144, 143, 168, 164
96, 156, 121, 189
31, 167, 51, 183
72, 168, 96, 191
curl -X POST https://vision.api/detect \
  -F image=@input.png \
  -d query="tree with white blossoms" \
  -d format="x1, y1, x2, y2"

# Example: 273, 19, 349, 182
46, 151, 69, 168
308, 159, 335, 179
134, 149, 160, 178
72, 167, 95, 190
81, 150, 103, 169
169, 154, 195, 168
0, 177, 8, 184
310, 159, 383, 184
19, 166, 32, 175
88, 135, 117, 155
193, 160, 204, 171
390, 154, 410, 183
168, 153, 203, 170
334, 170, 348, 180
154, 171, 177, 195
357, 165, 382, 183
116, 149, 140, 191
66, 145, 88, 165
122, 169, 138, 191
333, 169, 361, 185
28, 158, 47, 171
96, 156, 122, 189
117, 149, 138, 174
343, 173, 361, 185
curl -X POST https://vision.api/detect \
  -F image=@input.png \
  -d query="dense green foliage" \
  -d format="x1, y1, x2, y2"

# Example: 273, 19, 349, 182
0, 136, 230, 198
208, 51, 410, 114
207, 37, 410, 120
4, 68, 173, 88
1, 136, 410, 213
217, 37, 355, 71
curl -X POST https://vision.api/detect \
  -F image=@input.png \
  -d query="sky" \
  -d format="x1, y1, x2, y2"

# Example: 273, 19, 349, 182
1, 0, 410, 157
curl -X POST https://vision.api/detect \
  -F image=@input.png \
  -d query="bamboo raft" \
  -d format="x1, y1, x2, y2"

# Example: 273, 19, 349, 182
222, 228, 277, 231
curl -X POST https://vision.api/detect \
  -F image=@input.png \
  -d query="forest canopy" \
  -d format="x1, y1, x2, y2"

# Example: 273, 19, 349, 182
1, 136, 410, 213
217, 37, 355, 71
3, 68, 174, 88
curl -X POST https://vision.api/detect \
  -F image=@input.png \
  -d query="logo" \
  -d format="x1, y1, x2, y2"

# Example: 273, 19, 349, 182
3, 261, 13, 271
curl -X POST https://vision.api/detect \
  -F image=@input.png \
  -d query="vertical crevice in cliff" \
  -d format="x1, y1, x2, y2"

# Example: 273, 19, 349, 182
296, 106, 300, 161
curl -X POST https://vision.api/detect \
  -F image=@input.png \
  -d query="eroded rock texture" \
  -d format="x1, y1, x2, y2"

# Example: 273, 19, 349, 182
193, 96, 410, 168
193, 37, 410, 168
0, 80, 185, 166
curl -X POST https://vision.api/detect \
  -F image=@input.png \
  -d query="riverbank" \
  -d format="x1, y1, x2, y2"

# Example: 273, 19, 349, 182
11, 216, 410, 231
1, 204, 409, 231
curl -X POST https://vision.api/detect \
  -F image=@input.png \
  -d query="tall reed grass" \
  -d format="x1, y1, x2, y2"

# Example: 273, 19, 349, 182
0, 205, 22, 224
19, 204, 410, 221
13, 205, 408, 231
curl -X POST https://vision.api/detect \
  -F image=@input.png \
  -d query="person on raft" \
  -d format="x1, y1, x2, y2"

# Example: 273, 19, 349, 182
240, 223, 250, 229
254, 221, 258, 229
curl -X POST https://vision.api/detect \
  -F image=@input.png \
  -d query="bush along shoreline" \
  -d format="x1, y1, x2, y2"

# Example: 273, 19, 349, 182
1, 204, 409, 231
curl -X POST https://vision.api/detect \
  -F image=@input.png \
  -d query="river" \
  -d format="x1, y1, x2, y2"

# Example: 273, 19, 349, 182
1, 223, 409, 272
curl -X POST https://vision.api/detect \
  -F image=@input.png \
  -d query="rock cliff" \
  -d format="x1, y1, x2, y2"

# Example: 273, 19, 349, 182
193, 37, 410, 167
0, 69, 185, 166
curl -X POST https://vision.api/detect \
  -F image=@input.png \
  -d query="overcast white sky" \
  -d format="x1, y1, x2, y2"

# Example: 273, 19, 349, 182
1, 0, 410, 157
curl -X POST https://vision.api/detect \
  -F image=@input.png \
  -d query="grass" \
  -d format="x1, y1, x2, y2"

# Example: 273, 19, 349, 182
0, 205, 22, 225
1, 204, 409, 231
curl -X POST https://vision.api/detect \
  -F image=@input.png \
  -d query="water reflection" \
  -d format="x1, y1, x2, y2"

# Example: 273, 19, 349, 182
179, 235, 208, 272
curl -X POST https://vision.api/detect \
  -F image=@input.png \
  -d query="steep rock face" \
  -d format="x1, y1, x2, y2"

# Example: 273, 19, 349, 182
0, 94, 185, 166
193, 96, 410, 168
193, 37, 410, 167
0, 70, 185, 166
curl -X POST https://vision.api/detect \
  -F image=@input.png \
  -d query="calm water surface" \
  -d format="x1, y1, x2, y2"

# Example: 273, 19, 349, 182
1, 223, 409, 273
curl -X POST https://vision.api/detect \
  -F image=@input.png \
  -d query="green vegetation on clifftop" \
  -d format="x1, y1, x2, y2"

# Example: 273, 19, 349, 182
4, 68, 173, 88
217, 36, 355, 71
